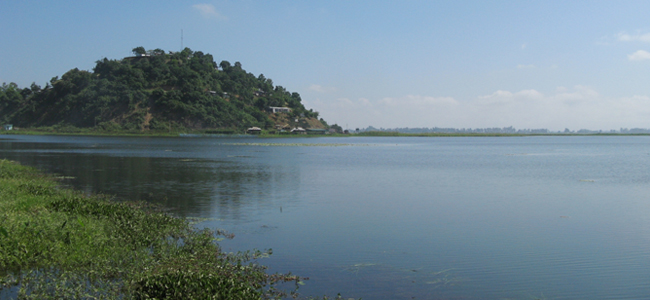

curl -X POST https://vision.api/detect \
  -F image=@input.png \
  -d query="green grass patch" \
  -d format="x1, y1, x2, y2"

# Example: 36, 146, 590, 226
0, 159, 322, 299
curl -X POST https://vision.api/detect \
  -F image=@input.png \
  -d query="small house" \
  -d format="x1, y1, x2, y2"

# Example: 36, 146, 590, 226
246, 127, 262, 134
291, 127, 306, 134
269, 107, 292, 113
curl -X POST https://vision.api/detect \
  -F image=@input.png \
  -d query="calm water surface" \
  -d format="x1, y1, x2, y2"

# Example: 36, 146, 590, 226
1, 134, 650, 299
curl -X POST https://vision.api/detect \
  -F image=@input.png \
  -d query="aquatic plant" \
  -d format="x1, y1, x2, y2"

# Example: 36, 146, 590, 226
0, 159, 309, 299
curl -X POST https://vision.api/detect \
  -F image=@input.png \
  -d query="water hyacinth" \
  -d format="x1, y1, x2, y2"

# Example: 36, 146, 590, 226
0, 159, 328, 299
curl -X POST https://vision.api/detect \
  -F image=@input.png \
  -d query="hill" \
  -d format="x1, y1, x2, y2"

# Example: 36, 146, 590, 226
0, 47, 328, 132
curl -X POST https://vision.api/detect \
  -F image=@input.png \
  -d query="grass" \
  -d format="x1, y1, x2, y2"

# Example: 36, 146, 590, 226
0, 159, 321, 299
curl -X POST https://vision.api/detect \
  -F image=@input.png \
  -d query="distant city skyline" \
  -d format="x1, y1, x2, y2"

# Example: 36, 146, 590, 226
3, 1, 650, 131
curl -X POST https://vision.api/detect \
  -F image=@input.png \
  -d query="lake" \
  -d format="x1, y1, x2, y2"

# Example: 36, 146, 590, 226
1, 134, 649, 299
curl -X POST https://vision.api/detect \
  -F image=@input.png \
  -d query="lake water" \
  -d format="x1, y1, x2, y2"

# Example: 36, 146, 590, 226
1, 134, 649, 299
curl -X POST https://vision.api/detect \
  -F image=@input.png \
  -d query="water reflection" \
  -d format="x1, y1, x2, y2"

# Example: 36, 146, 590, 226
3, 135, 650, 299
0, 138, 300, 219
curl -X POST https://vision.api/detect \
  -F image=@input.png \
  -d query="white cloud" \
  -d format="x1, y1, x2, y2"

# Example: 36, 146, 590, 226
307, 86, 650, 131
551, 85, 598, 104
517, 64, 535, 69
479, 90, 513, 99
469, 86, 650, 130
515, 89, 544, 98
192, 4, 227, 20
308, 84, 337, 93
380, 95, 458, 106
628, 50, 650, 61
478, 89, 543, 106
618, 32, 650, 42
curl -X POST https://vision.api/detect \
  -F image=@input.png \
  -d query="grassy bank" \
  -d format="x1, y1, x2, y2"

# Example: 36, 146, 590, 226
0, 160, 314, 299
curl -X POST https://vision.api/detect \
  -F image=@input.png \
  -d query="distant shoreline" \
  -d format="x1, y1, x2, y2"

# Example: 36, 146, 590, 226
3, 128, 650, 139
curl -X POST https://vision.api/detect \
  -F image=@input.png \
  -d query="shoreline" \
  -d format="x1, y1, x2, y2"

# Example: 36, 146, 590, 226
0, 160, 310, 299
3, 127, 650, 138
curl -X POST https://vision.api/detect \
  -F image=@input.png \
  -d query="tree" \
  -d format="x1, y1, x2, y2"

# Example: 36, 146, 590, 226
330, 124, 343, 134
132, 46, 146, 56
30, 82, 41, 93
180, 47, 193, 58
0, 46, 327, 131
219, 60, 231, 70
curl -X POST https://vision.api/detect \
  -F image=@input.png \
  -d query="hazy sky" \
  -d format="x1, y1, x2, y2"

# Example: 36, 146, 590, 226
3, 1, 650, 131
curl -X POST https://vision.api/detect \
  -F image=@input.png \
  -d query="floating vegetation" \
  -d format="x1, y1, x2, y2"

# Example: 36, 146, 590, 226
0, 160, 309, 299
341, 263, 463, 291
185, 217, 222, 225
424, 268, 461, 290
343, 263, 379, 274
224, 142, 371, 147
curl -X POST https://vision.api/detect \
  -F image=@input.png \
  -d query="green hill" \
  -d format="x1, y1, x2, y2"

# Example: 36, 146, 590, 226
0, 47, 328, 133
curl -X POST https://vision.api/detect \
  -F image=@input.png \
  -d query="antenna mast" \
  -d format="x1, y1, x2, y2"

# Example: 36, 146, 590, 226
181, 29, 183, 51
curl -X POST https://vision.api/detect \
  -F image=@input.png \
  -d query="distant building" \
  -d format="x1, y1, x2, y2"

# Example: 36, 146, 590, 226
246, 127, 262, 134
291, 127, 306, 134
3, 124, 12, 131
269, 107, 292, 113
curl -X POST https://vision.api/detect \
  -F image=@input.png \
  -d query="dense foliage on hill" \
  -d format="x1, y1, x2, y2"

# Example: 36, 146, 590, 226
0, 47, 325, 132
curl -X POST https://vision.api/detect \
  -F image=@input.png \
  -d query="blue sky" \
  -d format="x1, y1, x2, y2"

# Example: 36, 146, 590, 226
3, 1, 650, 130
